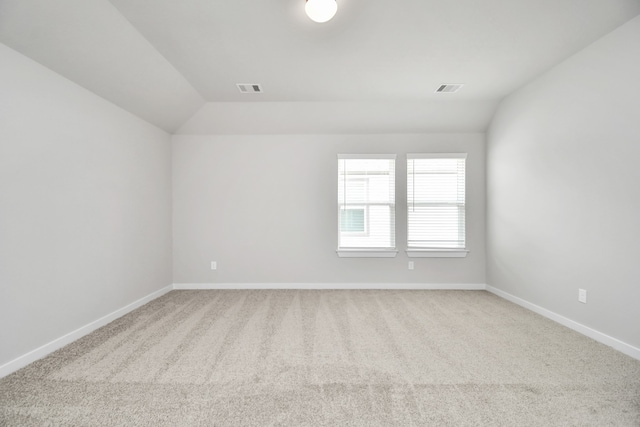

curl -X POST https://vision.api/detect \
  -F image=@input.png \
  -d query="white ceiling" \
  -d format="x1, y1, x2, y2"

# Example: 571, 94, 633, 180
176, 101, 499, 135
1, 0, 639, 133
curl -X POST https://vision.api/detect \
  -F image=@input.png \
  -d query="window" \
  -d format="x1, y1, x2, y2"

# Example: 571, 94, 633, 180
407, 154, 468, 257
337, 155, 397, 257
340, 208, 366, 233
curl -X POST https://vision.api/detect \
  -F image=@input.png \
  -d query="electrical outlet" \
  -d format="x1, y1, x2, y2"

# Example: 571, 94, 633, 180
211, 261, 217, 270
408, 261, 414, 270
578, 289, 587, 304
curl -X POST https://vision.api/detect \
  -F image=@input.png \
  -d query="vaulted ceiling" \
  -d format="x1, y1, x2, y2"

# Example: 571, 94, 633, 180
1, 0, 639, 133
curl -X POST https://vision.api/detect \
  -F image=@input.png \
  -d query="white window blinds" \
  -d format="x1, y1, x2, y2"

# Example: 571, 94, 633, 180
407, 154, 466, 249
338, 155, 396, 251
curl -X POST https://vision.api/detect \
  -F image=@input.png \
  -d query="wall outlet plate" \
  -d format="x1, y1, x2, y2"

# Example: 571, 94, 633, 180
578, 289, 587, 304
211, 261, 217, 270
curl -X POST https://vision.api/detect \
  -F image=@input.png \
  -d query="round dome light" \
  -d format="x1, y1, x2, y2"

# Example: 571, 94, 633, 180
305, 0, 337, 23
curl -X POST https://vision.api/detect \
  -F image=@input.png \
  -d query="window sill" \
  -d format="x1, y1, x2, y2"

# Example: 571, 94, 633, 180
337, 249, 398, 258
406, 249, 469, 258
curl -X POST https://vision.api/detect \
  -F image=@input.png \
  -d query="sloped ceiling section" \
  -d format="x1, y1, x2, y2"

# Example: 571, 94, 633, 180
0, 0, 204, 133
1, 0, 639, 133
108, 0, 640, 103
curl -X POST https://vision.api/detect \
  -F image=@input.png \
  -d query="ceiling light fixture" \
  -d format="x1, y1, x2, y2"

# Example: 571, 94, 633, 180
305, 0, 337, 23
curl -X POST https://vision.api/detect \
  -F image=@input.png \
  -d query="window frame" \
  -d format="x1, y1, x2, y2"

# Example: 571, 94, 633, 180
406, 153, 469, 258
337, 154, 398, 258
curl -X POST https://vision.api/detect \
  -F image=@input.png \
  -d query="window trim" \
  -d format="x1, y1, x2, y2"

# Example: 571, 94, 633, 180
337, 249, 399, 258
406, 153, 468, 258
337, 154, 397, 258
406, 249, 469, 258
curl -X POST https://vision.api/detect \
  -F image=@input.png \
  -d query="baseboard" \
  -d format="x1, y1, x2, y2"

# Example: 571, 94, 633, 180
0, 285, 173, 379
173, 283, 488, 290
486, 285, 640, 361
15, 283, 632, 379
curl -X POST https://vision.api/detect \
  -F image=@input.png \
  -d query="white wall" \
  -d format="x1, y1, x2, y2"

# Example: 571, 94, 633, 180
173, 133, 485, 285
0, 44, 172, 367
487, 15, 640, 349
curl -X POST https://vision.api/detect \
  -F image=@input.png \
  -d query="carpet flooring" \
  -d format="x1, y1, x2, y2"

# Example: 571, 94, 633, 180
1, 290, 639, 426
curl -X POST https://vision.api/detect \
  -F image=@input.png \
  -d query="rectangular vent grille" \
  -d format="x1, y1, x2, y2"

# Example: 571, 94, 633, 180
237, 83, 263, 93
436, 84, 464, 93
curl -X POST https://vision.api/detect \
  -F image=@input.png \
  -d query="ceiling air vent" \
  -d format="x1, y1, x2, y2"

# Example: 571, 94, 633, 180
236, 83, 263, 93
435, 84, 464, 93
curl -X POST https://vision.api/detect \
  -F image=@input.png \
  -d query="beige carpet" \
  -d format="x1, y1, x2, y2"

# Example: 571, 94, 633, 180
1, 290, 639, 426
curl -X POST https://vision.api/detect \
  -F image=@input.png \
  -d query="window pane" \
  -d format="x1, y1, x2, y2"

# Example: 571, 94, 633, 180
338, 156, 395, 249
340, 208, 365, 232
408, 206, 465, 248
407, 156, 466, 249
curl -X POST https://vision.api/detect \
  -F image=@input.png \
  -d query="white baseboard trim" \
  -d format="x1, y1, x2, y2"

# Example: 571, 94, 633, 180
0, 285, 173, 379
486, 285, 640, 361
13, 283, 634, 378
173, 283, 488, 290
